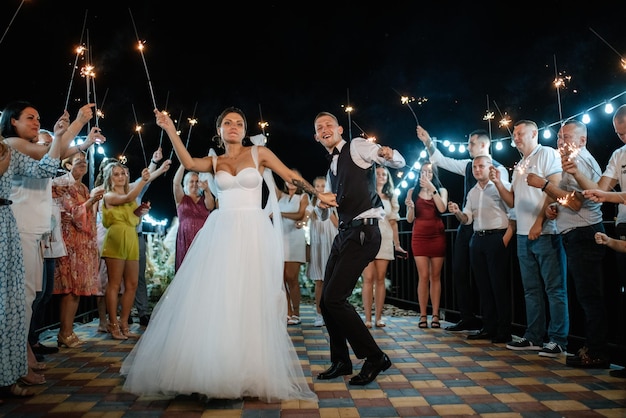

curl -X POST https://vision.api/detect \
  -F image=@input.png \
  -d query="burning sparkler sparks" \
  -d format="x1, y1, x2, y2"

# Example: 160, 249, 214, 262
129, 8, 158, 110
258, 104, 269, 137
184, 102, 198, 149
131, 104, 148, 167
558, 141, 581, 162
394, 89, 428, 125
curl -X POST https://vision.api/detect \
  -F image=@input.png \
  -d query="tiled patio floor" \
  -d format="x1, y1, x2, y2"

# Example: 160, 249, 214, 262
1, 304, 625, 417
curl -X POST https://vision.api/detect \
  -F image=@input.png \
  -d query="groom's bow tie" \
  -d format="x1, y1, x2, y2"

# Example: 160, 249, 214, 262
325, 147, 339, 162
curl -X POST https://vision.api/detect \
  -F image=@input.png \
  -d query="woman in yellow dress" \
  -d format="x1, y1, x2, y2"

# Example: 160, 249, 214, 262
101, 162, 151, 340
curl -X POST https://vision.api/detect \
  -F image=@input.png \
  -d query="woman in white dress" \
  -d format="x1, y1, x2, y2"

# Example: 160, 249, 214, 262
305, 176, 338, 326
277, 168, 309, 325
121, 107, 335, 403
361, 165, 406, 328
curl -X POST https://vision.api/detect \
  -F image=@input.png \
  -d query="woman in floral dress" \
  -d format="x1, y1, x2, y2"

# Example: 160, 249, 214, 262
52, 148, 103, 348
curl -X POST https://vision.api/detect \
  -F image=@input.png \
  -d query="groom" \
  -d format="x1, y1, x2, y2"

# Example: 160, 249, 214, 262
313, 111, 405, 385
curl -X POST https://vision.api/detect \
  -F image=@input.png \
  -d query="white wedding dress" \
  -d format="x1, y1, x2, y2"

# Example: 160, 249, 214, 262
120, 146, 317, 402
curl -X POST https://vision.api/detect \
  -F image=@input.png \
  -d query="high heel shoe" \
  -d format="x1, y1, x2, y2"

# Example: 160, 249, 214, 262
107, 323, 128, 340
57, 332, 84, 348
120, 325, 140, 339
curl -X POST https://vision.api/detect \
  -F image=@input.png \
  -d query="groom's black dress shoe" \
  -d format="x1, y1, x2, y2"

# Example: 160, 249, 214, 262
349, 353, 392, 386
317, 361, 352, 380
467, 330, 495, 340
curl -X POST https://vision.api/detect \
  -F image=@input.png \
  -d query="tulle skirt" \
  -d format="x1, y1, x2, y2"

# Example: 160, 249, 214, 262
120, 206, 317, 403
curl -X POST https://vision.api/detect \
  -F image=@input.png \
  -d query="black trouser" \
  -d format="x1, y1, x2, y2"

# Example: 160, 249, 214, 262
29, 258, 56, 345
321, 224, 382, 363
470, 230, 511, 337
453, 223, 479, 321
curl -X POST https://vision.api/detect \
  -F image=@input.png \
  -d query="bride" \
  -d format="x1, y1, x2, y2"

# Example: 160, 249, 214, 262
120, 107, 336, 403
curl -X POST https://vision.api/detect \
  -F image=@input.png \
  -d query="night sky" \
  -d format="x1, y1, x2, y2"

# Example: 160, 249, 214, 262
2, 1, 624, 223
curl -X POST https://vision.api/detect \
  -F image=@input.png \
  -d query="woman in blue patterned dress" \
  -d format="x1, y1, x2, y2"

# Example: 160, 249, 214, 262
0, 137, 62, 398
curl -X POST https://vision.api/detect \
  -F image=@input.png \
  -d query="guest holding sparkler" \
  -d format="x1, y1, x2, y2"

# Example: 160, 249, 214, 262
489, 119, 569, 355
578, 103, 626, 377
417, 126, 509, 332
405, 162, 447, 329
448, 155, 515, 343
2, 101, 96, 384
595, 229, 626, 381
525, 120, 607, 365
0, 105, 85, 398
172, 162, 213, 272
101, 162, 152, 340
52, 146, 104, 348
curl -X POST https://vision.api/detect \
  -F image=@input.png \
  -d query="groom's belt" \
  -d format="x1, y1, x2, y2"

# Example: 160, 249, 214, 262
339, 218, 378, 231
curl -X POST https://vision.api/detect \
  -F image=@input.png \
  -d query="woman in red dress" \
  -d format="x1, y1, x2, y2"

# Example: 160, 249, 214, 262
405, 162, 448, 329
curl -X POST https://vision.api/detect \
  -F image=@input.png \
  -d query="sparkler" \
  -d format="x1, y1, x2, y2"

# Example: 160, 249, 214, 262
589, 27, 626, 70
129, 8, 158, 109
119, 134, 134, 164
393, 88, 427, 126
131, 104, 148, 167
158, 91, 170, 148
184, 102, 199, 149
351, 120, 377, 143
258, 103, 268, 136
344, 88, 353, 139
553, 55, 571, 123
492, 100, 514, 149
0, 0, 25, 47
96, 88, 109, 128
168, 109, 184, 161
64, 10, 88, 111
352, 120, 368, 137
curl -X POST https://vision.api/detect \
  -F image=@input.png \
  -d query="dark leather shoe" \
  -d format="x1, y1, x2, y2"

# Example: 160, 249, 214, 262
349, 353, 392, 386
445, 318, 482, 332
467, 330, 495, 340
31, 343, 59, 355
610, 368, 626, 378
139, 315, 150, 326
317, 361, 352, 380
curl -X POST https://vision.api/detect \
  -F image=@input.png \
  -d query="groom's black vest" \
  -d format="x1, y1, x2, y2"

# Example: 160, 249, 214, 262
329, 143, 382, 225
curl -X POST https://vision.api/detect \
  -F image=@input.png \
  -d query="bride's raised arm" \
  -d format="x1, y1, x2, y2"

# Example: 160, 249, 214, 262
154, 108, 213, 173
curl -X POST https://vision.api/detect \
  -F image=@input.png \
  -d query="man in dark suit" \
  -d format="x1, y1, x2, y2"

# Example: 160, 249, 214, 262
313, 111, 405, 385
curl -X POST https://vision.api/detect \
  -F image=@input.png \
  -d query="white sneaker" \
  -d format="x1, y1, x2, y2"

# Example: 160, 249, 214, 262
539, 341, 564, 358
314, 314, 324, 327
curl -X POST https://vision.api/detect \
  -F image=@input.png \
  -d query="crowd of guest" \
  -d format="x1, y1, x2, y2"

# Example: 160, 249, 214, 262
2, 100, 626, 404
412, 107, 626, 379
0, 100, 173, 399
